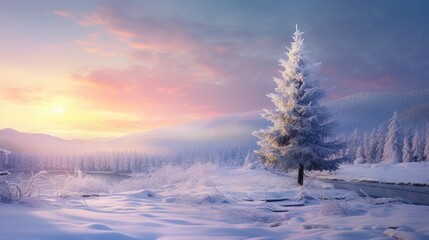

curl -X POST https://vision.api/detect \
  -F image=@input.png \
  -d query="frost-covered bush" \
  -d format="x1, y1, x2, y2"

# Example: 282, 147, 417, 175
319, 199, 354, 216
0, 171, 48, 203
59, 169, 110, 196
114, 163, 219, 192
242, 152, 263, 170
303, 180, 364, 216
0, 174, 16, 203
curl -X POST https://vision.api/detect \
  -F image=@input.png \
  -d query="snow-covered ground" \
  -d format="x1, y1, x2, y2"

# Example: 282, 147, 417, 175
1, 164, 429, 240
310, 162, 429, 185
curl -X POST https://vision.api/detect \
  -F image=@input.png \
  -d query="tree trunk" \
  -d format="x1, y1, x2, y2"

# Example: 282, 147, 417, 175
297, 164, 304, 185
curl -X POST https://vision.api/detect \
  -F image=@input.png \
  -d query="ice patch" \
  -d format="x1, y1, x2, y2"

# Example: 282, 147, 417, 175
162, 197, 177, 203
302, 224, 330, 230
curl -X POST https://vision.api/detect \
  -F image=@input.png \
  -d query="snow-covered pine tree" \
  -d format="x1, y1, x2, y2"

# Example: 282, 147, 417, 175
253, 26, 345, 185
402, 135, 413, 163
424, 122, 429, 161
363, 132, 370, 162
411, 130, 424, 162
368, 128, 378, 163
382, 111, 401, 164
348, 129, 360, 161
374, 126, 385, 163
354, 146, 365, 165
362, 128, 377, 164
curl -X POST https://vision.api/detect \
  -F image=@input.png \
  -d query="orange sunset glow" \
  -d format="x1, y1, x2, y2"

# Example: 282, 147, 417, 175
1, 1, 428, 139
0, 3, 227, 138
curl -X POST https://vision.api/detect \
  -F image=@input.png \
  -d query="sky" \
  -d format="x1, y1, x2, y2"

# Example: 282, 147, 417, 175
0, 0, 428, 139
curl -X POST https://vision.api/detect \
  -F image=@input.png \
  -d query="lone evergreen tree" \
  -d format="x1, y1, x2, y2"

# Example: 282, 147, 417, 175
253, 26, 345, 186
382, 111, 401, 164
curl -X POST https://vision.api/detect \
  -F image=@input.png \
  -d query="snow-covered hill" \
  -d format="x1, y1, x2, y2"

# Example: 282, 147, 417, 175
110, 112, 263, 152
0, 113, 263, 154
0, 128, 86, 153
326, 89, 429, 134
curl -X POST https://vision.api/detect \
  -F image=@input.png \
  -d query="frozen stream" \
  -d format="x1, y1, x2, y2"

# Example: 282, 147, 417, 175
7, 170, 129, 184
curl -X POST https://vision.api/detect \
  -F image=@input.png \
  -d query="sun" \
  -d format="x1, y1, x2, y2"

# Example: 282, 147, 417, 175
54, 106, 65, 114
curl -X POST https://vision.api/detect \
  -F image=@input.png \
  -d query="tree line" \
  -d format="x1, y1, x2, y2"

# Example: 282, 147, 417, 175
4, 143, 253, 173
347, 112, 429, 164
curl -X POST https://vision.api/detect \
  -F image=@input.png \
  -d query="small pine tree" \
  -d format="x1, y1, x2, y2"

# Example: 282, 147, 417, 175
253, 26, 345, 186
349, 129, 360, 161
354, 146, 365, 165
374, 126, 385, 163
402, 135, 413, 163
363, 133, 370, 162
365, 128, 377, 163
424, 122, 429, 161
382, 111, 401, 164
411, 130, 424, 162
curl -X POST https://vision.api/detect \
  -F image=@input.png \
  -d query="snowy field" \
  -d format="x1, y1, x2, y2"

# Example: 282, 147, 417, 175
310, 162, 429, 185
1, 164, 429, 240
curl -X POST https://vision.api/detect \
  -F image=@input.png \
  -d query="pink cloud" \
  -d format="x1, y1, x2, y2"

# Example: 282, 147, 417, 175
321, 64, 403, 98
0, 86, 49, 104
53, 8, 109, 26
58, 4, 275, 126
52, 10, 73, 18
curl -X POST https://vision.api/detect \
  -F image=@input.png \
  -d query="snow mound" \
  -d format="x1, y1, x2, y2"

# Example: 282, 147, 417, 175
86, 223, 112, 231
319, 199, 366, 216
384, 226, 427, 240
128, 190, 161, 200
220, 207, 288, 224
197, 193, 230, 204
